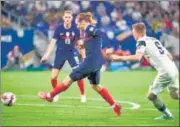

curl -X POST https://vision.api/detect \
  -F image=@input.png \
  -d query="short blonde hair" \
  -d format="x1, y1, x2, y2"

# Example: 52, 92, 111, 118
75, 12, 97, 25
132, 22, 146, 35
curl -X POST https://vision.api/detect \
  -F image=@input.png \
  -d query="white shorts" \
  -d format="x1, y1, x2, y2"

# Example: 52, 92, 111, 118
148, 73, 179, 95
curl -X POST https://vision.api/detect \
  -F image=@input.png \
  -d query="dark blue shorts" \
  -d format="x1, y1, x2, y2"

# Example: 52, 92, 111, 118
53, 50, 79, 70
69, 61, 101, 85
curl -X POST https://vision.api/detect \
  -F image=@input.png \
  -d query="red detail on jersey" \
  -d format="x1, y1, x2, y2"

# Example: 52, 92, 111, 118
59, 36, 75, 40
81, 36, 93, 41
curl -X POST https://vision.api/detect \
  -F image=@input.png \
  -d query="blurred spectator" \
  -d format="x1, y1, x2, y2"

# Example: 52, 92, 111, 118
97, 3, 111, 27
2, 1, 179, 35
35, 1, 47, 12
3, 45, 24, 70
0, 16, 12, 28
81, 1, 91, 12
152, 17, 162, 32
160, 1, 169, 11
47, 1, 62, 9
63, 1, 80, 14
160, 29, 179, 68
131, 3, 142, 21
113, 9, 129, 31
163, 13, 172, 32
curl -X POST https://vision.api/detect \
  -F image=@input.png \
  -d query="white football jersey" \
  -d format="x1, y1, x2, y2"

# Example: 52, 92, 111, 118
136, 36, 178, 76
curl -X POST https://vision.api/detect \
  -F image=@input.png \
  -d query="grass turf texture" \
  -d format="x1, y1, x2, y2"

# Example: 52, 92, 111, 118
1, 70, 179, 126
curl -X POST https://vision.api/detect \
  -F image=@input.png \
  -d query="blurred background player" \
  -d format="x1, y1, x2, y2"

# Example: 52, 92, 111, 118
3, 45, 24, 70
40, 11, 86, 103
38, 12, 121, 116
110, 22, 179, 120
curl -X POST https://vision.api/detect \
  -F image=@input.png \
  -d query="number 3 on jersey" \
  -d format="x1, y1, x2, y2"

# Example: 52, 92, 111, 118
155, 41, 164, 54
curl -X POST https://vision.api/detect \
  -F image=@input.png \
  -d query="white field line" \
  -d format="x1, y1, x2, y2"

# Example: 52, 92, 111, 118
17, 95, 140, 109
16, 95, 179, 111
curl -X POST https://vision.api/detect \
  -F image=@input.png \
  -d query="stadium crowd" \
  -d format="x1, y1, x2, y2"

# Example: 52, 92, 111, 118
2, 1, 179, 34
0, 15, 12, 28
1, 1, 179, 69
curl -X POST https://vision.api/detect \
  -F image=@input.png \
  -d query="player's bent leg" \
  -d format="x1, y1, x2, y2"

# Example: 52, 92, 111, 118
69, 55, 86, 103
91, 84, 121, 116
169, 91, 179, 100
38, 76, 74, 102
147, 92, 157, 101
77, 80, 85, 95
52, 57, 65, 89
168, 78, 179, 100
148, 75, 175, 120
51, 68, 60, 89
50, 76, 73, 97
147, 92, 174, 120
51, 68, 60, 102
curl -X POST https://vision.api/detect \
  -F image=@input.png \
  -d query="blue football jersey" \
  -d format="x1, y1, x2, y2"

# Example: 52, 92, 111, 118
53, 23, 80, 51
82, 25, 104, 69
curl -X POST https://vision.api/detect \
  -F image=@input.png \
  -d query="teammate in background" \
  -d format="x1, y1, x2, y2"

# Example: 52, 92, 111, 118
110, 22, 179, 120
40, 11, 86, 103
38, 12, 121, 116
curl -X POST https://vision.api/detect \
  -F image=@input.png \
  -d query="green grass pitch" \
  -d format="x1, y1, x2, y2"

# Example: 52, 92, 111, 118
1, 70, 179, 126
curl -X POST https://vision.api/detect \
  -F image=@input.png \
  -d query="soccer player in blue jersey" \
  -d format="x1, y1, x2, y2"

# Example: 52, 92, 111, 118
40, 11, 86, 103
39, 12, 121, 116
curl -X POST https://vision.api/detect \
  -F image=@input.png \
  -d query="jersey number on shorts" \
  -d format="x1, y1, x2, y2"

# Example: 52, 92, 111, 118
155, 41, 164, 54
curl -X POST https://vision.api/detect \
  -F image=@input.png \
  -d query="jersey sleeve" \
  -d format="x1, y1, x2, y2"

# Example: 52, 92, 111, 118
101, 32, 111, 48
136, 41, 146, 54
87, 26, 102, 37
164, 48, 171, 56
53, 25, 60, 40
87, 26, 111, 48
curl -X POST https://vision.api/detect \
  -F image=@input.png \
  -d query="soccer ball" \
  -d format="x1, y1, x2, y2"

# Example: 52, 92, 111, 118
1, 92, 16, 106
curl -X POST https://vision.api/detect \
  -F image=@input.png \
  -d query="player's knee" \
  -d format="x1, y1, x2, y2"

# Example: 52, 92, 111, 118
62, 76, 73, 87
169, 91, 179, 100
91, 84, 103, 92
51, 73, 58, 80
51, 76, 57, 80
51, 69, 59, 79
147, 93, 157, 101
91, 85, 97, 90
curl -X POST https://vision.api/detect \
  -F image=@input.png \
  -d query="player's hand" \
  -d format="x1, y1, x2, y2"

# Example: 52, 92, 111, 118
77, 40, 84, 49
109, 54, 121, 61
40, 54, 49, 63
106, 48, 114, 55
77, 40, 84, 46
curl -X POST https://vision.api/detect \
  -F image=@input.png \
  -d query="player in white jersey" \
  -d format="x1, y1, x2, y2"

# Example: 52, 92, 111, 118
110, 22, 179, 120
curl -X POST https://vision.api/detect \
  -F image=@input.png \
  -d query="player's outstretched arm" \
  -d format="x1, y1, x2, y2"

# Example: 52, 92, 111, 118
110, 52, 143, 62
40, 38, 56, 63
